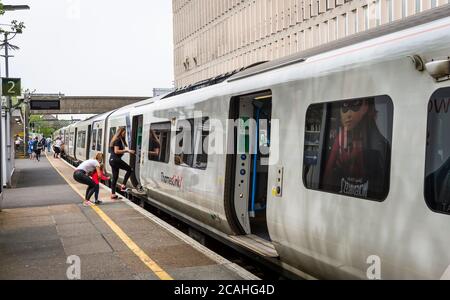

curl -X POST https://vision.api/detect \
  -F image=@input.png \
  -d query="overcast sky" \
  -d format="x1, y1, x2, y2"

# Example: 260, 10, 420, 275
2, 0, 174, 97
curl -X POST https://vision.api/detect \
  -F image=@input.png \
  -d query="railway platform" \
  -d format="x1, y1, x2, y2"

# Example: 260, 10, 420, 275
0, 154, 258, 280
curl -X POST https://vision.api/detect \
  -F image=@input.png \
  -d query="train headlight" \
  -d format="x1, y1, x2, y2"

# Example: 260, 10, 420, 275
425, 58, 450, 82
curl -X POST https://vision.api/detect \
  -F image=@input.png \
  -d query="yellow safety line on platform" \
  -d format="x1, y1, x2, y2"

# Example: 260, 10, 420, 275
44, 153, 173, 280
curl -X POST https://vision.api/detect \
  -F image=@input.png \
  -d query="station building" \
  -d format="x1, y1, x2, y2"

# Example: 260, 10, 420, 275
173, 0, 449, 87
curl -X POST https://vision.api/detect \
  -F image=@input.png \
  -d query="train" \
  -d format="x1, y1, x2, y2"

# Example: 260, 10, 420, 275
54, 7, 450, 279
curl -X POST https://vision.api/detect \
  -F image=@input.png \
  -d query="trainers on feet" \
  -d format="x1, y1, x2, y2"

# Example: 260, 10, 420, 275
83, 200, 94, 207
132, 187, 146, 195
94, 200, 103, 205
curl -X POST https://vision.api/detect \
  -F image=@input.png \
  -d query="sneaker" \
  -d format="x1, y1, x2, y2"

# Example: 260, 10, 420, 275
120, 185, 128, 192
132, 187, 146, 195
94, 200, 103, 205
111, 194, 121, 200
83, 200, 94, 207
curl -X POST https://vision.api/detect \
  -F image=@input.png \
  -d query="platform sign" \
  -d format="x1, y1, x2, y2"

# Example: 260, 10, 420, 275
2, 78, 21, 97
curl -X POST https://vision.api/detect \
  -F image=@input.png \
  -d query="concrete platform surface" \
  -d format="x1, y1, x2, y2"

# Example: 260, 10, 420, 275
0, 156, 258, 280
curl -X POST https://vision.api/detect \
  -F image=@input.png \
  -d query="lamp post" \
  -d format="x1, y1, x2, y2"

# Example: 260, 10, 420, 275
0, 4, 29, 193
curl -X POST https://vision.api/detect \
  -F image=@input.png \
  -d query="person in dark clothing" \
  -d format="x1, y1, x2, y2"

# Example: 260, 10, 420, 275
39, 136, 47, 153
323, 98, 391, 200
109, 127, 144, 199
32, 137, 42, 162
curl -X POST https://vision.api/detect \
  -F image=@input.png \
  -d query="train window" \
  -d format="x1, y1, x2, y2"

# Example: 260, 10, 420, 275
303, 96, 393, 201
175, 117, 209, 170
193, 118, 209, 170
76, 132, 80, 148
109, 127, 116, 153
97, 129, 103, 151
175, 119, 194, 168
425, 87, 450, 214
149, 122, 171, 163
92, 129, 97, 151
77, 131, 86, 149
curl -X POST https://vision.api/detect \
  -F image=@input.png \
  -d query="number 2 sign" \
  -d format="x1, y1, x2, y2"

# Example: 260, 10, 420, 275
2, 78, 21, 97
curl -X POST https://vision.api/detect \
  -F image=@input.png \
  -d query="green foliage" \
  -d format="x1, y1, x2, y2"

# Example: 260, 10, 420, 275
0, 3, 26, 34
29, 115, 58, 138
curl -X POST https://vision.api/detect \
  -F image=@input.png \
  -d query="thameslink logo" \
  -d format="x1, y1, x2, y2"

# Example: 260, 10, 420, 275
161, 172, 183, 189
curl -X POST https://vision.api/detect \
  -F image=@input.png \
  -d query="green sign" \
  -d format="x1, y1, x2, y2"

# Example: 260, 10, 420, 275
2, 78, 21, 97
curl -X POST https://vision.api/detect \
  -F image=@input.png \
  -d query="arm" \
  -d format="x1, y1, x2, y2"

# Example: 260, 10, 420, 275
101, 174, 110, 181
114, 146, 135, 155
114, 146, 130, 155
114, 139, 135, 155
149, 133, 161, 157
96, 166, 103, 178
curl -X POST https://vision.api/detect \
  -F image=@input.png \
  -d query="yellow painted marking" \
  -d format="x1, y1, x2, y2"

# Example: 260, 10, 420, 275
45, 153, 173, 280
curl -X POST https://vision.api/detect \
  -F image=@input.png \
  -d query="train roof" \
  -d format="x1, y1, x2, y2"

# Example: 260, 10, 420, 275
59, 4, 450, 132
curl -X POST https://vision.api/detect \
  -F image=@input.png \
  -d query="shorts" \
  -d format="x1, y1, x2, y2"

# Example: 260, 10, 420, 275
54, 146, 61, 154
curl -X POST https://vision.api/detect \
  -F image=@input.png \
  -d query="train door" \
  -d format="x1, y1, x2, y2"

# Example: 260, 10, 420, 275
86, 125, 92, 159
130, 115, 143, 183
91, 126, 97, 159
230, 90, 272, 240
73, 128, 78, 160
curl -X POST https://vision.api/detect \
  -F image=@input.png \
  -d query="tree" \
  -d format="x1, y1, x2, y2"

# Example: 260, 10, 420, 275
29, 115, 57, 137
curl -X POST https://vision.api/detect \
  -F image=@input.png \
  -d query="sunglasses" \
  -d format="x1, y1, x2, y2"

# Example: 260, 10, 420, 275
340, 99, 363, 113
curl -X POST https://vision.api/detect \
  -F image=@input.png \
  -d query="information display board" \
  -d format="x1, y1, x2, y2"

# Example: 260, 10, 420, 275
30, 100, 61, 110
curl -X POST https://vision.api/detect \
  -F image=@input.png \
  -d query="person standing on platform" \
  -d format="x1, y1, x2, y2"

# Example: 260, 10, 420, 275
15, 135, 22, 151
32, 136, 42, 162
53, 137, 62, 158
46, 137, 52, 153
39, 136, 47, 155
28, 137, 34, 160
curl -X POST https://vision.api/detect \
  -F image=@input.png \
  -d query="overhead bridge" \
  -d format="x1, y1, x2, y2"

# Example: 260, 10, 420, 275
28, 95, 150, 115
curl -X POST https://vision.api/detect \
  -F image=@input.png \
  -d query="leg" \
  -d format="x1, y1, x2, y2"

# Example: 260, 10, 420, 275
94, 184, 100, 201
116, 159, 132, 186
110, 159, 132, 189
73, 171, 97, 201
110, 160, 120, 195
86, 183, 99, 201
129, 172, 140, 188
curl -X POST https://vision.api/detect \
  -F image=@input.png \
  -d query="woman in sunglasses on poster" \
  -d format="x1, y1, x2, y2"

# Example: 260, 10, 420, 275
322, 98, 391, 200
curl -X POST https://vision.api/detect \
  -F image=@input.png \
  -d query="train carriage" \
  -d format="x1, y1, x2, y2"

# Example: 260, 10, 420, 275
56, 7, 450, 279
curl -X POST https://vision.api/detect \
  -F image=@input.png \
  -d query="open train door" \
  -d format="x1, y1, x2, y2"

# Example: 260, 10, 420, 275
229, 90, 272, 241
86, 125, 91, 159
130, 115, 144, 183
